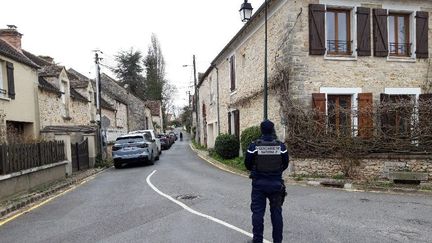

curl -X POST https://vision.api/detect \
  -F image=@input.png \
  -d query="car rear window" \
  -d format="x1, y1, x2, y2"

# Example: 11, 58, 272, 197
116, 136, 144, 144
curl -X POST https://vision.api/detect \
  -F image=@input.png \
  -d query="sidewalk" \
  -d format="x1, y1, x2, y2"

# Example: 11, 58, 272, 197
190, 143, 432, 195
0, 168, 107, 219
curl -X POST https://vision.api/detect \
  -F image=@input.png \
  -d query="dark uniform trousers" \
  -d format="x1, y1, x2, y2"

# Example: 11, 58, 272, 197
251, 178, 284, 243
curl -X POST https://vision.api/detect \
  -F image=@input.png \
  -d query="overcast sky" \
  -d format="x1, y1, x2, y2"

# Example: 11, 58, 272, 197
0, 0, 263, 110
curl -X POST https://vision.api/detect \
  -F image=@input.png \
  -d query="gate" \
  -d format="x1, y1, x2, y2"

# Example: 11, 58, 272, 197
71, 139, 89, 172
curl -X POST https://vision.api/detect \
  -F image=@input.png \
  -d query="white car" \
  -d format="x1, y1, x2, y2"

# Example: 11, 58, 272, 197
129, 130, 161, 156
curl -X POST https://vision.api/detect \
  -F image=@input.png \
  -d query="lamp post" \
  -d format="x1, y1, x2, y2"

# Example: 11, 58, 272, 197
240, 0, 268, 120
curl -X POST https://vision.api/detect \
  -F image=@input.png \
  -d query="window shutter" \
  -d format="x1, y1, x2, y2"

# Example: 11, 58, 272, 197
419, 94, 432, 146
234, 110, 240, 140
6, 62, 15, 99
416, 11, 429, 58
228, 112, 232, 134
357, 7, 371, 56
373, 9, 388, 57
358, 93, 373, 138
312, 93, 326, 127
230, 56, 236, 91
380, 93, 391, 135
309, 4, 326, 55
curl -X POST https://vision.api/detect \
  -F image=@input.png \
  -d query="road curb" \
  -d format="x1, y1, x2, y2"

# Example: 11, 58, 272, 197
0, 167, 108, 220
189, 144, 249, 178
188, 143, 432, 195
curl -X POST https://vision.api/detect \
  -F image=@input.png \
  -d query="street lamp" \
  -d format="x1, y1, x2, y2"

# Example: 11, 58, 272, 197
239, 0, 253, 22
239, 0, 268, 120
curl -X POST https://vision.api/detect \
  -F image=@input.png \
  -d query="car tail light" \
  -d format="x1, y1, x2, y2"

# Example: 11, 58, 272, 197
138, 143, 148, 148
112, 146, 121, 151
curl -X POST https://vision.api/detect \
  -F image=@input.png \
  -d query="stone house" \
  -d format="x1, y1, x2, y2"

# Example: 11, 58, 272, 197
100, 73, 154, 141
0, 26, 40, 143
146, 100, 163, 132
22, 52, 97, 140
198, 0, 432, 180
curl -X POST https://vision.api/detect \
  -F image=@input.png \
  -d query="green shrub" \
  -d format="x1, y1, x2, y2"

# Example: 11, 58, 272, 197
240, 126, 261, 152
214, 134, 239, 159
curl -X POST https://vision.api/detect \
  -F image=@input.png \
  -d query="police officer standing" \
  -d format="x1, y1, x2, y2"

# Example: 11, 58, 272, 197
245, 120, 289, 243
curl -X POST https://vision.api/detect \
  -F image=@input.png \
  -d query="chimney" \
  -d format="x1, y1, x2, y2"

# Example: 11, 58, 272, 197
0, 25, 23, 52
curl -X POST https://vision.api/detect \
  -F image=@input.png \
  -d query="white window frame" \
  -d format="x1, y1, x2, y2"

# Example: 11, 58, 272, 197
386, 10, 416, 61
320, 87, 362, 136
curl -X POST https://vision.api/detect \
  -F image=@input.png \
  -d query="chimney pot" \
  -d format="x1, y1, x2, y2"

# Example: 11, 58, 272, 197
0, 25, 23, 52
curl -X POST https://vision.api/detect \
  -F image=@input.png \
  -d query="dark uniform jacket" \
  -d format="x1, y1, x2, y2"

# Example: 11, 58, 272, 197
244, 134, 289, 180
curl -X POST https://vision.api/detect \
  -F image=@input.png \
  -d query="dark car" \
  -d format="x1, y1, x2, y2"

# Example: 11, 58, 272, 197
112, 133, 157, 168
168, 132, 177, 143
157, 134, 171, 150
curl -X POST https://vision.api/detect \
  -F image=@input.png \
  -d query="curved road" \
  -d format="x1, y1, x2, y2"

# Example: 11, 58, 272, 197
0, 133, 431, 243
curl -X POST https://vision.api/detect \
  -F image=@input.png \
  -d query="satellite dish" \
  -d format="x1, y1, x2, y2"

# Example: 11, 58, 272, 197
101, 116, 111, 129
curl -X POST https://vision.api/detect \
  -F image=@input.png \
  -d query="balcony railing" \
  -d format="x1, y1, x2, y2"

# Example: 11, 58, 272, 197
0, 89, 6, 95
389, 42, 411, 56
327, 40, 352, 55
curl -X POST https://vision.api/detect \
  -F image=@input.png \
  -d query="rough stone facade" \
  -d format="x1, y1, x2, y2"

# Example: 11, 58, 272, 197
291, 157, 432, 181
198, 0, 432, 177
100, 74, 154, 133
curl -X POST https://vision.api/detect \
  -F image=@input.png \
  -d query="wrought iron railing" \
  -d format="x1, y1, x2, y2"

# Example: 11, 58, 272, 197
0, 89, 6, 95
327, 40, 352, 55
389, 42, 411, 56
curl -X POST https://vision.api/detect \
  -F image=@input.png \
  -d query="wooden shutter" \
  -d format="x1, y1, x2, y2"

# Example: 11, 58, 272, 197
6, 62, 15, 99
380, 93, 391, 135
228, 112, 232, 134
418, 94, 432, 145
358, 93, 373, 138
357, 7, 371, 56
230, 56, 236, 91
233, 110, 240, 140
373, 9, 388, 57
309, 4, 326, 55
312, 93, 326, 128
416, 11, 429, 58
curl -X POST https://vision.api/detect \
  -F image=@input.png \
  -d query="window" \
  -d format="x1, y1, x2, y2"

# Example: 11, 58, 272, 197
389, 13, 410, 56
327, 95, 352, 136
60, 80, 69, 117
0, 62, 5, 97
228, 110, 240, 140
229, 55, 236, 92
209, 76, 214, 104
382, 94, 415, 137
326, 9, 351, 55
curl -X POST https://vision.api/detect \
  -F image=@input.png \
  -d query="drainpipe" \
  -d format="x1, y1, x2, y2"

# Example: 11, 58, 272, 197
213, 65, 221, 136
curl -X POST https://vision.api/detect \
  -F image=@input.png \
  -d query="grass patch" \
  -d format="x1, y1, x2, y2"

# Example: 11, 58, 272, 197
332, 174, 346, 180
192, 140, 207, 151
95, 158, 113, 168
208, 149, 246, 171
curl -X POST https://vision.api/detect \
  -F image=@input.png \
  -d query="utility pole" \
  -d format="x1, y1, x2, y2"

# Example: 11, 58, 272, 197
193, 55, 199, 143
94, 50, 103, 160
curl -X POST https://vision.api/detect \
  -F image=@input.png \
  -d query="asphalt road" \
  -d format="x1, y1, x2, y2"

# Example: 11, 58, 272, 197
0, 132, 431, 243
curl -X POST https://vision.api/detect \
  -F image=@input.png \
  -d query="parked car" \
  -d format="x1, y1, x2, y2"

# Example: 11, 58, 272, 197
169, 131, 178, 141
157, 134, 171, 150
112, 133, 158, 168
129, 129, 161, 156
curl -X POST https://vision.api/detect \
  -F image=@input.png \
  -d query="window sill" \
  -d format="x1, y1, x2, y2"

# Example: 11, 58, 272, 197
324, 55, 357, 61
386, 56, 416, 63
230, 90, 238, 96
0, 96, 11, 102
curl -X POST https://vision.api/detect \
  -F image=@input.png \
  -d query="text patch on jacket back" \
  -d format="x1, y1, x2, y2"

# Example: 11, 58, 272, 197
256, 146, 281, 155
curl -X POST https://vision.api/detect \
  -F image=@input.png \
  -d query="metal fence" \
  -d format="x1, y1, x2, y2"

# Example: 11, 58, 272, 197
0, 141, 66, 175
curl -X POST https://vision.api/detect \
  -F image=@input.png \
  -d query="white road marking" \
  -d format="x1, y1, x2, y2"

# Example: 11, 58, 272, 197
146, 170, 272, 243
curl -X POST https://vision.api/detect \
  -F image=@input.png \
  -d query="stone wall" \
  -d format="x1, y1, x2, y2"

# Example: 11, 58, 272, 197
70, 99, 90, 125
100, 74, 150, 132
199, 0, 432, 148
280, 0, 432, 105
291, 157, 432, 181
38, 90, 66, 127
0, 110, 6, 143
